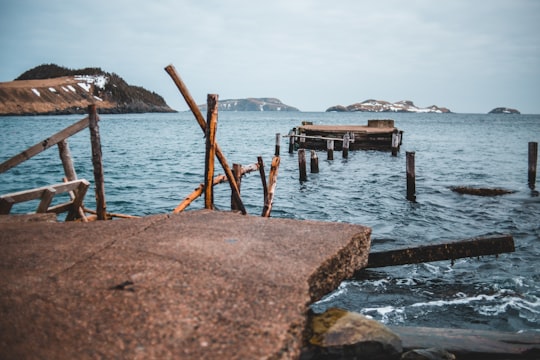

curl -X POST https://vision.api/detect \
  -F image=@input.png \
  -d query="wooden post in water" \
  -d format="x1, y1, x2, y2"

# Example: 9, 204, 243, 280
310, 150, 319, 173
298, 148, 307, 182
258, 156, 268, 205
327, 140, 334, 160
406, 151, 416, 202
262, 156, 280, 217
275, 133, 281, 156
164, 64, 246, 215
88, 105, 107, 220
391, 129, 400, 156
529, 142, 538, 190
57, 140, 77, 181
231, 163, 242, 211
204, 94, 218, 210
342, 133, 350, 159
288, 130, 295, 154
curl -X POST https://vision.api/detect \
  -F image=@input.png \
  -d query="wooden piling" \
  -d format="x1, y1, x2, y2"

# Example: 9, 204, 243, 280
88, 105, 107, 220
275, 133, 281, 156
310, 150, 319, 173
57, 140, 77, 181
298, 149, 307, 182
529, 142, 538, 190
204, 94, 218, 210
164, 64, 246, 215
262, 156, 280, 217
288, 130, 295, 154
391, 129, 399, 156
342, 133, 350, 159
406, 151, 416, 202
258, 156, 268, 205
231, 163, 242, 211
327, 140, 334, 160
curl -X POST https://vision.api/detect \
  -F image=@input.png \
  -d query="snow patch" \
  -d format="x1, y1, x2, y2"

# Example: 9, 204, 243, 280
93, 95, 103, 101
78, 82, 91, 92
74, 75, 108, 89
31, 88, 40, 97
48, 87, 57, 93
61, 86, 69, 92
67, 85, 76, 92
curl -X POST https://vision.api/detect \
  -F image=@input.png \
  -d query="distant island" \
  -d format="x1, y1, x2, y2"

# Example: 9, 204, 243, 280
198, 97, 299, 112
488, 107, 520, 114
326, 99, 451, 113
0, 64, 176, 116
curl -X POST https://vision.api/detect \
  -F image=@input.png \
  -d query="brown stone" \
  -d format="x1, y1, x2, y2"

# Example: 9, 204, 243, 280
0, 210, 371, 359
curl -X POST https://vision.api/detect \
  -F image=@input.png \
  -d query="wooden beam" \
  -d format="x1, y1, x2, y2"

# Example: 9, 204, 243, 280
88, 105, 107, 220
365, 235, 514, 268
204, 94, 218, 210
0, 117, 89, 174
164, 64, 246, 215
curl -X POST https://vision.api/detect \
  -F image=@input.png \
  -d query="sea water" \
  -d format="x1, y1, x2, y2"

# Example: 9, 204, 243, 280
1, 111, 539, 333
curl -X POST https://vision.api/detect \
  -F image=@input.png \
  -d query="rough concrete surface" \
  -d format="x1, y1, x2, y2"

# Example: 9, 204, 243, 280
0, 210, 371, 359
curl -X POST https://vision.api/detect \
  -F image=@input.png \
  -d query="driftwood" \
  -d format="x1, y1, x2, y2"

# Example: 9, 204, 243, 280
391, 325, 540, 359
450, 186, 515, 196
173, 163, 260, 214
365, 235, 514, 268
164, 64, 246, 215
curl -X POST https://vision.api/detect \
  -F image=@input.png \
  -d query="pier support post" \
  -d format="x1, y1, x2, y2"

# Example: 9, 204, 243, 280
310, 150, 319, 173
231, 163, 242, 211
88, 104, 107, 220
391, 129, 400, 156
258, 156, 268, 205
529, 142, 538, 190
288, 130, 295, 154
298, 149, 308, 182
204, 94, 218, 210
406, 151, 416, 202
327, 140, 334, 161
342, 133, 350, 159
275, 133, 281, 156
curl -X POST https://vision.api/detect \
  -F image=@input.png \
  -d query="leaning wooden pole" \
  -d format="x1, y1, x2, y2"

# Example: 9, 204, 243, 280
262, 156, 280, 217
365, 234, 514, 268
164, 64, 246, 215
258, 156, 268, 204
204, 94, 218, 210
88, 105, 107, 220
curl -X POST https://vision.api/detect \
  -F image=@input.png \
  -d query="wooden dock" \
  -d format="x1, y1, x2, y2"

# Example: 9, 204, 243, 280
292, 119, 402, 151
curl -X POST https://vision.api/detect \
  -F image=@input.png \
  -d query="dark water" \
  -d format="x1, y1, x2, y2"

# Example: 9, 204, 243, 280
1, 111, 539, 333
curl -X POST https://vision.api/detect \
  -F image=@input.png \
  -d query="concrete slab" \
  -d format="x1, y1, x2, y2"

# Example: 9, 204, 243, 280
0, 210, 371, 359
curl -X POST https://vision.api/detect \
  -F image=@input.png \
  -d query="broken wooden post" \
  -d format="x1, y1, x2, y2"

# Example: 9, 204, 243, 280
204, 94, 218, 210
288, 130, 295, 154
258, 156, 268, 205
275, 133, 281, 156
57, 140, 77, 181
391, 129, 399, 156
529, 142, 538, 190
342, 133, 350, 159
327, 140, 334, 160
364, 234, 514, 268
88, 104, 107, 220
231, 163, 242, 211
406, 151, 416, 202
298, 148, 307, 182
310, 150, 319, 173
262, 156, 280, 217
164, 64, 246, 215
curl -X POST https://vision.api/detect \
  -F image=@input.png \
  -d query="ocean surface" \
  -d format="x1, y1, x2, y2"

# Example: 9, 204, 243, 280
1, 111, 539, 333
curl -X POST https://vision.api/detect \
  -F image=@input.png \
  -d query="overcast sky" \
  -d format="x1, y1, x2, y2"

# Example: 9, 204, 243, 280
1, 0, 539, 113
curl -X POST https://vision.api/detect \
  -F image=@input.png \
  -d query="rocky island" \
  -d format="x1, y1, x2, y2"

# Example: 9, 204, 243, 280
326, 99, 451, 113
488, 107, 520, 114
0, 64, 176, 116
198, 97, 299, 112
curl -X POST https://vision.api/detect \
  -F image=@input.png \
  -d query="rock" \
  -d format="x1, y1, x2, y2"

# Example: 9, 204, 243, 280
401, 348, 456, 360
326, 100, 451, 113
488, 107, 520, 114
302, 308, 402, 360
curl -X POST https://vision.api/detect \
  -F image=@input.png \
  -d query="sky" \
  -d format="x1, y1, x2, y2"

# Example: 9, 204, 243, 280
0, 0, 539, 114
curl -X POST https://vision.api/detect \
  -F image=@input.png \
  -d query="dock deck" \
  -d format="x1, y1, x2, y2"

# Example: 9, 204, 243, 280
294, 119, 402, 151
0, 210, 371, 359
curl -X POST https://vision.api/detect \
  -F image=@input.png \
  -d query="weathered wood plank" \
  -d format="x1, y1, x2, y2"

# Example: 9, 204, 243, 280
0, 117, 89, 174
365, 235, 514, 268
